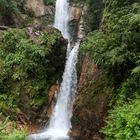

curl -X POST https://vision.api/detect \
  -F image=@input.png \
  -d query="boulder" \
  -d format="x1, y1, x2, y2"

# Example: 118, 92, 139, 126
24, 0, 46, 17
70, 6, 82, 21
72, 55, 110, 140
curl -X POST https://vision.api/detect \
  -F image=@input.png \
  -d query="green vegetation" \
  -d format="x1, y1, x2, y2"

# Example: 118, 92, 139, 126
0, 28, 65, 121
81, 2, 140, 84
0, 28, 66, 138
0, 0, 140, 139
0, 0, 19, 25
0, 0, 64, 138
101, 97, 140, 139
80, 0, 140, 139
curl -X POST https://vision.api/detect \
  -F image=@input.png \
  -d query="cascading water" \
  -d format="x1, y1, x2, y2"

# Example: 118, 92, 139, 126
28, 0, 79, 139
54, 0, 70, 39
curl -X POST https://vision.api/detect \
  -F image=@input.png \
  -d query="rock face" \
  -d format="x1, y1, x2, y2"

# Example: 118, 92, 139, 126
83, 0, 103, 32
0, 0, 55, 27
70, 6, 82, 21
72, 55, 110, 139
69, 4, 85, 41
24, 0, 46, 17
47, 84, 60, 117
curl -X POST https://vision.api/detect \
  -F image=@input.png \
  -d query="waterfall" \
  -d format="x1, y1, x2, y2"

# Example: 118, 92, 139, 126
54, 0, 70, 39
46, 42, 79, 138
28, 0, 79, 139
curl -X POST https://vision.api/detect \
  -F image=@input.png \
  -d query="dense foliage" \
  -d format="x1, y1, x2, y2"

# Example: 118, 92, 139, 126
101, 97, 140, 139
81, 2, 140, 84
0, 0, 19, 25
0, 28, 66, 121
80, 0, 140, 139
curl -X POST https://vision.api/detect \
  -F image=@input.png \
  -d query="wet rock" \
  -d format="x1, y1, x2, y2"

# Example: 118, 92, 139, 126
70, 6, 82, 21
47, 84, 60, 117
69, 4, 86, 41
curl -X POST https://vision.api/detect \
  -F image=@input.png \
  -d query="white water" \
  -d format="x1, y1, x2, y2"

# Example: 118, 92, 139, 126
28, 0, 79, 139
54, 0, 70, 39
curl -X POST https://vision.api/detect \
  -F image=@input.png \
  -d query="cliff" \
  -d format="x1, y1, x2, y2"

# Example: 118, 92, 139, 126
71, 0, 140, 139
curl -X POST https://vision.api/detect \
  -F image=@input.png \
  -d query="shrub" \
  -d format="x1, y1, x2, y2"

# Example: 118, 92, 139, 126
101, 97, 140, 140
